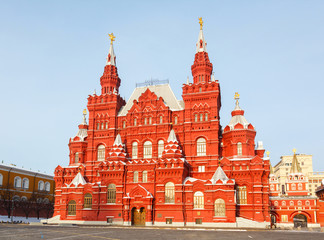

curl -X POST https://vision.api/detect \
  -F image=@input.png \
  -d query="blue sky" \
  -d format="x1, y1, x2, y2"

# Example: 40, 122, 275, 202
0, 0, 323, 175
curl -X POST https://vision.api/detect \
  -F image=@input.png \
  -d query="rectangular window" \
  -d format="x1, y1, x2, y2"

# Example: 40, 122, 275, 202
166, 218, 173, 224
198, 166, 205, 172
205, 113, 208, 121
194, 114, 198, 122
195, 219, 202, 224
200, 114, 203, 121
281, 215, 288, 222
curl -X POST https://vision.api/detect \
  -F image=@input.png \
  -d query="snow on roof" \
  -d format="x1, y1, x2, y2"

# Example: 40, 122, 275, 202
69, 172, 87, 187
118, 84, 183, 116
183, 177, 206, 185
211, 166, 229, 184
113, 134, 123, 146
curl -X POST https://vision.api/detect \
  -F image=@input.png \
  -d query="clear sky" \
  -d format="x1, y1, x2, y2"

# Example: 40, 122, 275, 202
0, 0, 323, 175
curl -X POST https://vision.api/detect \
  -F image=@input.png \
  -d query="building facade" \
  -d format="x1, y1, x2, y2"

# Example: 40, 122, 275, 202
273, 154, 324, 196
269, 151, 322, 228
52, 20, 272, 227
0, 163, 55, 219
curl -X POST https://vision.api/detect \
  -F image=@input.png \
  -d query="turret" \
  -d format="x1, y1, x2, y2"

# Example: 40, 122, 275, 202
100, 33, 121, 95
191, 17, 213, 84
222, 93, 256, 158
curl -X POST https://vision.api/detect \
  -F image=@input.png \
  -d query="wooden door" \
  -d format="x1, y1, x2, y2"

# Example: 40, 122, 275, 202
140, 208, 146, 225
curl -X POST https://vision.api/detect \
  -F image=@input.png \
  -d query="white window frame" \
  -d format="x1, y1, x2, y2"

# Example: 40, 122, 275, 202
143, 141, 152, 158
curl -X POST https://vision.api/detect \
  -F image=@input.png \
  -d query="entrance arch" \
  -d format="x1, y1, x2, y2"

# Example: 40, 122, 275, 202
293, 214, 307, 228
131, 207, 146, 226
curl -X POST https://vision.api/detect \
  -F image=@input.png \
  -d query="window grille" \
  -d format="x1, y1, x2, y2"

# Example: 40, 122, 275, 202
143, 141, 152, 158
194, 191, 204, 209
97, 145, 105, 161
214, 199, 226, 216
84, 193, 92, 208
68, 200, 76, 215
75, 152, 79, 163
142, 171, 148, 183
132, 142, 138, 159
236, 186, 247, 204
197, 138, 206, 156
107, 184, 116, 203
237, 142, 242, 156
165, 182, 175, 203
158, 140, 164, 157
133, 171, 139, 183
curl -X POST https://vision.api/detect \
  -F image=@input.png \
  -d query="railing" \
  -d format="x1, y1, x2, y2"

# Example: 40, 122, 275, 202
136, 79, 169, 87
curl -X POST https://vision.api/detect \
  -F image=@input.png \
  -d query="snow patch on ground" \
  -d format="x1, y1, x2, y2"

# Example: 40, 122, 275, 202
0, 215, 46, 224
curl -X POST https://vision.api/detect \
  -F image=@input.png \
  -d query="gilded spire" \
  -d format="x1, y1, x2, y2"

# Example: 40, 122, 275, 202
82, 108, 87, 125
108, 33, 116, 45
106, 33, 116, 66
199, 17, 203, 30
234, 92, 241, 110
196, 18, 207, 53
290, 148, 301, 173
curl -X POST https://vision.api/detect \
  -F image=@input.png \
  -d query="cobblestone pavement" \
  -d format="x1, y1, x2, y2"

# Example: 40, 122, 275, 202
0, 225, 323, 240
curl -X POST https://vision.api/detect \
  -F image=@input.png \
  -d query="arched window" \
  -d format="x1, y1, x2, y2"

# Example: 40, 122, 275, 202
45, 182, 50, 192
290, 201, 294, 206
14, 177, 21, 188
165, 182, 175, 204
142, 171, 148, 183
237, 142, 242, 156
274, 201, 278, 206
38, 181, 44, 191
144, 117, 147, 125
194, 191, 204, 209
68, 200, 76, 215
97, 145, 105, 161
134, 118, 137, 126
21, 196, 28, 201
200, 113, 203, 121
84, 193, 92, 208
214, 199, 225, 216
132, 142, 138, 159
43, 198, 49, 204
205, 113, 208, 121
97, 123, 100, 130
122, 121, 126, 128
158, 140, 164, 157
197, 138, 206, 156
298, 183, 302, 190
236, 186, 247, 204
149, 117, 152, 124
292, 183, 296, 190
22, 178, 29, 189
0, 174, 2, 186
143, 141, 152, 158
298, 200, 302, 206
101, 122, 104, 129
75, 152, 79, 163
194, 114, 198, 122
159, 115, 163, 124
105, 122, 108, 129
107, 184, 116, 203
282, 201, 286, 206
174, 116, 178, 125
133, 171, 139, 183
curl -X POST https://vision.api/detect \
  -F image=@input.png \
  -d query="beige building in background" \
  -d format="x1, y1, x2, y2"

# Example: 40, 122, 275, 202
273, 153, 324, 196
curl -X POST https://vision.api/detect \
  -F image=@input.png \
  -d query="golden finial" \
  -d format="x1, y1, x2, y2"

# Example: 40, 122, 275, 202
266, 151, 270, 157
234, 92, 240, 100
293, 148, 296, 154
198, 17, 203, 30
108, 33, 116, 45
83, 109, 87, 115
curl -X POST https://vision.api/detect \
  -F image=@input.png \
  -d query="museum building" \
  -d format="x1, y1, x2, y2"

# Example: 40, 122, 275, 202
52, 20, 272, 227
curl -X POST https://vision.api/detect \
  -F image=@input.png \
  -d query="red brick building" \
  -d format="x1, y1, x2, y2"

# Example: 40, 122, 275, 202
269, 150, 321, 228
52, 20, 272, 227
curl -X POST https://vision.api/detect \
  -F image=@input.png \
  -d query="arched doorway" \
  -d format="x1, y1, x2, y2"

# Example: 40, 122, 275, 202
293, 214, 307, 228
131, 207, 146, 226
270, 214, 277, 228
